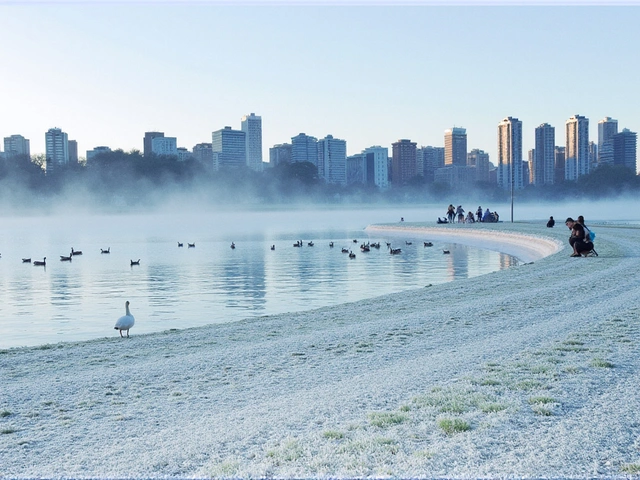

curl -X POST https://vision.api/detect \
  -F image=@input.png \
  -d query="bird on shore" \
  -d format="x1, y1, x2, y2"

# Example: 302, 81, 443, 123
114, 301, 135, 338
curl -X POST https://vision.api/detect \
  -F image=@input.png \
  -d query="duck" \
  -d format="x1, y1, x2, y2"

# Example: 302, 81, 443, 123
188, 243, 195, 248
293, 241, 302, 247
405, 241, 413, 245
307, 241, 314, 247
329, 242, 334, 248
33, 257, 46, 266
270, 245, 275, 251
353, 239, 358, 243
231, 242, 236, 249
341, 247, 349, 253
130, 259, 140, 266
101, 247, 110, 254
22, 258, 31, 263
60, 253, 72, 262
71, 247, 82, 256
114, 301, 135, 338
348, 251, 356, 259
178, 242, 183, 247
389, 247, 402, 255
443, 250, 451, 254
424, 242, 433, 247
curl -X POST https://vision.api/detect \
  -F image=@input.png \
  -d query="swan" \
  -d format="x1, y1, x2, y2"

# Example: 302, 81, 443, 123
34, 257, 46, 266
71, 247, 82, 256
114, 301, 135, 338
101, 248, 110, 254
130, 259, 140, 266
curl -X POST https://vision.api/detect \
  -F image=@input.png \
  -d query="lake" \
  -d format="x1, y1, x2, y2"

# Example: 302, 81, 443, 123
0, 206, 519, 348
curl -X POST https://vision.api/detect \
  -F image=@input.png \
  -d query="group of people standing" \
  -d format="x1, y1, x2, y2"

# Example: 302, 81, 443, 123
441, 205, 499, 224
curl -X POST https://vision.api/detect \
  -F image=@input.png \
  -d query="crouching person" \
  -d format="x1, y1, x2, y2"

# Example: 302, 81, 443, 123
565, 217, 594, 257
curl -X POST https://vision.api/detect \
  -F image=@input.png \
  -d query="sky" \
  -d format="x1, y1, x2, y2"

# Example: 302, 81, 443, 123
1, 1, 639, 168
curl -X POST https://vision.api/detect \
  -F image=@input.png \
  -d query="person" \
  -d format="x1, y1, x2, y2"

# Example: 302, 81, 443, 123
476, 206, 483, 222
577, 215, 598, 256
493, 211, 499, 222
437, 217, 448, 224
447, 205, 456, 224
547, 216, 555, 228
482, 208, 492, 222
565, 217, 594, 257
456, 205, 465, 223
466, 211, 475, 223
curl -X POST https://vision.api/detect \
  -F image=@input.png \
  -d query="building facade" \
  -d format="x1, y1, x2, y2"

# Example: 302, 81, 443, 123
241, 113, 263, 172
86, 146, 112, 164
565, 114, 590, 180
467, 148, 490, 183
391, 139, 417, 185
613, 128, 637, 172
291, 133, 318, 166
317, 135, 347, 185
598, 117, 618, 165
362, 146, 389, 189
269, 143, 292, 166
68, 140, 78, 164
143, 132, 164, 157
3, 134, 30, 158
533, 123, 555, 186
444, 127, 467, 166
212, 127, 246, 170
192, 143, 213, 167
554, 146, 566, 184
45, 127, 69, 175
151, 136, 178, 157
497, 117, 523, 190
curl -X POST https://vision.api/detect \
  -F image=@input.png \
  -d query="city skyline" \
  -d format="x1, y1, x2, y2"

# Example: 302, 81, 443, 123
1, 4, 639, 170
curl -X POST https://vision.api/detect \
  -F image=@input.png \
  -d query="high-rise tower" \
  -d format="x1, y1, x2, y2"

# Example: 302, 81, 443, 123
533, 123, 555, 186
45, 127, 69, 175
444, 127, 467, 166
241, 113, 263, 172
497, 117, 523, 190
598, 117, 618, 165
565, 114, 589, 180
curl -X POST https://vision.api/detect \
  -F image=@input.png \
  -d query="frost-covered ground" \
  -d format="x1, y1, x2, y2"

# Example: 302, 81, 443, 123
2, 221, 640, 478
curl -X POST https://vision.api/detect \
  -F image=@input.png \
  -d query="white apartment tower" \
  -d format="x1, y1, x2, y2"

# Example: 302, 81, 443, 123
3, 135, 30, 158
533, 123, 555, 186
362, 146, 389, 189
241, 113, 263, 172
598, 117, 618, 165
317, 135, 347, 185
497, 117, 523, 190
565, 114, 590, 180
45, 127, 69, 175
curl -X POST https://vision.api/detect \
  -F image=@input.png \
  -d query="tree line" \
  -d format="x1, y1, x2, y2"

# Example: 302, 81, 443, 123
0, 149, 638, 210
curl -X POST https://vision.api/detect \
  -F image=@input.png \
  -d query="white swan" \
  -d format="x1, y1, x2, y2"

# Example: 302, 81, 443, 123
114, 301, 135, 338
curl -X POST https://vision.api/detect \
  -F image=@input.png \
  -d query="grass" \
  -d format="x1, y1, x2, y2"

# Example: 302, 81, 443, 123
322, 430, 344, 440
0, 410, 11, 418
1, 428, 17, 434
438, 418, 471, 434
528, 396, 557, 405
531, 406, 553, 416
621, 464, 640, 474
367, 412, 409, 427
479, 402, 507, 413
590, 358, 615, 368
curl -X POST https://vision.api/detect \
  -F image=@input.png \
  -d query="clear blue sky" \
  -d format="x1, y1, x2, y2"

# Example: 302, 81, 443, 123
2, 2, 639, 168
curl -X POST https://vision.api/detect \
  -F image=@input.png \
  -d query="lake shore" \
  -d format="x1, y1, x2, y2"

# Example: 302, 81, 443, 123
2, 221, 640, 478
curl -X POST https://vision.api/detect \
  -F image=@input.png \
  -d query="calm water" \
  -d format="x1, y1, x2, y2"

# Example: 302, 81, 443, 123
0, 207, 518, 348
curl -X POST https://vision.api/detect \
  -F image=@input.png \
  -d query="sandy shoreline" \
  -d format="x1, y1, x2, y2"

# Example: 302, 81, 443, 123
2, 221, 640, 478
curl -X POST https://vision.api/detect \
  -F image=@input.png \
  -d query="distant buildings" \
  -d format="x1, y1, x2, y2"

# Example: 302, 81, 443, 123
192, 143, 213, 167
612, 128, 637, 172
444, 128, 467, 166
317, 135, 347, 185
212, 126, 246, 170
269, 143, 292, 166
467, 148, 490, 183
143, 132, 164, 157
418, 146, 445, 183
533, 123, 555, 186
497, 117, 523, 190
598, 117, 618, 165
241, 113, 263, 172
291, 133, 318, 166
86, 146, 112, 164
565, 114, 589, 180
362, 146, 389, 189
45, 127, 69, 175
68, 140, 78, 164
391, 139, 417, 185
151, 136, 177, 157
3, 134, 30, 158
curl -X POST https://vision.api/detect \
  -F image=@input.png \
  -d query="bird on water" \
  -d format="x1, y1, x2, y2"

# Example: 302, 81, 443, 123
114, 301, 135, 338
